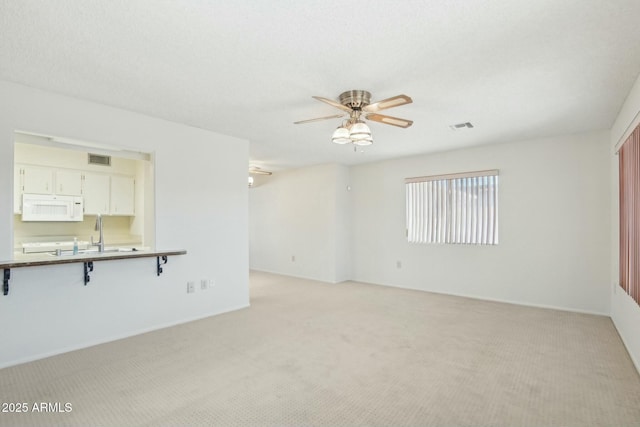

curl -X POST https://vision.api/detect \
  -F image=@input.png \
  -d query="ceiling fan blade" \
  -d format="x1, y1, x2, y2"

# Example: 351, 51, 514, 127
365, 113, 413, 128
249, 167, 272, 175
363, 94, 413, 113
294, 113, 346, 125
312, 96, 353, 112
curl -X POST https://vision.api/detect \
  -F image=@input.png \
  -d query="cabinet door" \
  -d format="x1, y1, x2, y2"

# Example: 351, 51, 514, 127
82, 173, 110, 215
13, 167, 22, 214
22, 165, 53, 194
110, 176, 135, 215
55, 170, 83, 196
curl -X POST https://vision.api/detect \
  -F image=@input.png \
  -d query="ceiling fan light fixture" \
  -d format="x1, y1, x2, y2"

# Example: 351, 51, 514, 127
332, 126, 351, 144
353, 136, 373, 146
349, 121, 372, 141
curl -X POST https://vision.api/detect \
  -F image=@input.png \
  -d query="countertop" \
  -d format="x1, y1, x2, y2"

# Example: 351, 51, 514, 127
0, 248, 187, 269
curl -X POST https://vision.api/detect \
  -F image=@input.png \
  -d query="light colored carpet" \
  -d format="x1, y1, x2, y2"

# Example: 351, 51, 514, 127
1, 271, 639, 426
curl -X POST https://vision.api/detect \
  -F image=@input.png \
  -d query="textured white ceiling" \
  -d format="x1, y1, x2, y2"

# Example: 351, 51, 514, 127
1, 0, 640, 170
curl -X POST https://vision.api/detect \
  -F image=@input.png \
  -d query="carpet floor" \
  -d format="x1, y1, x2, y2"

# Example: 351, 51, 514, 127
1, 271, 639, 426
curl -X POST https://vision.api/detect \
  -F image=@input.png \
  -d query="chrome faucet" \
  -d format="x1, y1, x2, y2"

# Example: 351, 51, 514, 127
91, 214, 105, 253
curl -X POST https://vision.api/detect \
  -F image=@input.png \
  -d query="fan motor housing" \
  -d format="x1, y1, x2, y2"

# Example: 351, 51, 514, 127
339, 90, 371, 110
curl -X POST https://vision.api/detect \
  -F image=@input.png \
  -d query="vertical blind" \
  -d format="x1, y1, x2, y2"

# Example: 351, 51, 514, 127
405, 170, 499, 245
619, 123, 640, 306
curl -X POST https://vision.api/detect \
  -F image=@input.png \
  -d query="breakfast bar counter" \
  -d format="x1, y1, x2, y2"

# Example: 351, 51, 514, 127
0, 248, 187, 295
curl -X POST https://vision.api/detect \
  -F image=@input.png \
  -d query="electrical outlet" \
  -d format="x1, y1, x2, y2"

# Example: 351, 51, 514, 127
187, 281, 196, 294
208, 279, 215, 288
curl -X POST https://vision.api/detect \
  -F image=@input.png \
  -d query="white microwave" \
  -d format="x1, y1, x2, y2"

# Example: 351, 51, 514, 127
22, 194, 84, 222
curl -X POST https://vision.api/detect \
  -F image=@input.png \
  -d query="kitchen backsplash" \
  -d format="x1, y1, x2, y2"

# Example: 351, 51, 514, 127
13, 215, 141, 250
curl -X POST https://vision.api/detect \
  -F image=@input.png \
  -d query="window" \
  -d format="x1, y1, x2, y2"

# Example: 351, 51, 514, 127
405, 170, 499, 245
619, 123, 640, 306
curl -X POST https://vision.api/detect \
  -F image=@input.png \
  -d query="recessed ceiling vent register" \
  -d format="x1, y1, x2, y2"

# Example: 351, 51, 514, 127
88, 153, 111, 166
449, 122, 474, 131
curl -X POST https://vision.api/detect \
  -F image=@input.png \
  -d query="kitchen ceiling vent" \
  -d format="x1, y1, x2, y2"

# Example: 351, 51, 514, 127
88, 153, 111, 166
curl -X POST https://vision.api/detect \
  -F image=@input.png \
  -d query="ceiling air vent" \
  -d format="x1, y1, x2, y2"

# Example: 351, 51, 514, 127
449, 122, 474, 131
88, 153, 111, 166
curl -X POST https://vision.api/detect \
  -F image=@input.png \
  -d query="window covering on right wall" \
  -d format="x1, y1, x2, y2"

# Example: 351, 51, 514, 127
619, 122, 640, 306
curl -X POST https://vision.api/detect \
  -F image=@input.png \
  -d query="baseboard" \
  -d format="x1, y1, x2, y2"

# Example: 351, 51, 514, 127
345, 278, 609, 316
250, 268, 343, 284
611, 316, 640, 376
0, 303, 250, 369
610, 290, 640, 376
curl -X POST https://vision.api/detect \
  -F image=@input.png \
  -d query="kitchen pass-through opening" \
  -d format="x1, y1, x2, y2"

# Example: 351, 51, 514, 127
12, 131, 155, 256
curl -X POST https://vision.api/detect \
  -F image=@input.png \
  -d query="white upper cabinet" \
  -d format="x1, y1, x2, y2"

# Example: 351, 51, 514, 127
82, 173, 111, 215
21, 165, 54, 194
83, 174, 135, 216
18, 165, 83, 196
55, 170, 83, 196
110, 175, 135, 216
16, 164, 136, 217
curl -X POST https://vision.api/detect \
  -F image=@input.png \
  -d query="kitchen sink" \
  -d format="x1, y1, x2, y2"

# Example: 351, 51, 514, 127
48, 247, 137, 256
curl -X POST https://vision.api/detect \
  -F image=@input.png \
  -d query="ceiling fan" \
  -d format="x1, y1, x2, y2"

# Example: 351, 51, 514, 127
294, 90, 413, 146
248, 166, 272, 188
248, 166, 272, 176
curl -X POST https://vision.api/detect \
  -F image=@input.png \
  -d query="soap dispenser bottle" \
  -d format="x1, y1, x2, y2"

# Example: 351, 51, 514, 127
73, 237, 78, 255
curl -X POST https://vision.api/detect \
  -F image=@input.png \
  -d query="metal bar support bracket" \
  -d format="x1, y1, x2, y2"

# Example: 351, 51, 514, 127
3, 269, 9, 296
84, 262, 94, 286
157, 256, 168, 276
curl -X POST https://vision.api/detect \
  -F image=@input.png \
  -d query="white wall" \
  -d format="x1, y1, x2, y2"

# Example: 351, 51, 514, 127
249, 163, 351, 283
350, 131, 611, 314
610, 73, 640, 373
334, 164, 352, 282
0, 81, 249, 368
